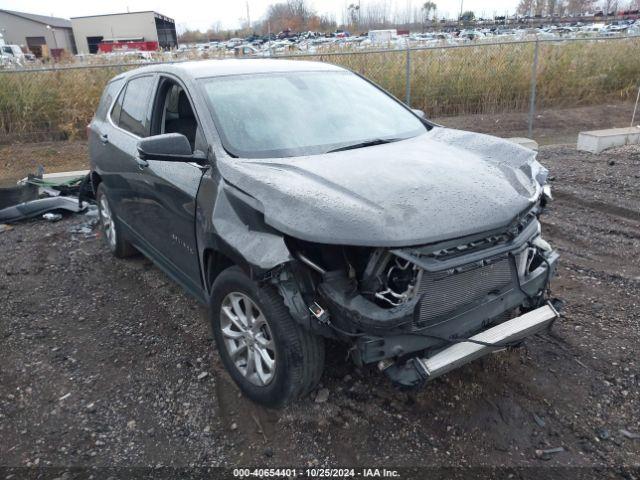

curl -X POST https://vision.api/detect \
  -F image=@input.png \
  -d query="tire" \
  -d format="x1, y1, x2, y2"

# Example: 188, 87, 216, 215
96, 184, 137, 258
210, 266, 325, 407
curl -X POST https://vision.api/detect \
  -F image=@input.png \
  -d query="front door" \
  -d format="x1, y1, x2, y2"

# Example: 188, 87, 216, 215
133, 76, 206, 296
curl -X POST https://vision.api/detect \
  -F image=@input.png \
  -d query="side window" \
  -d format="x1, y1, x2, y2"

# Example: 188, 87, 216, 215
118, 76, 156, 137
96, 78, 123, 121
151, 78, 199, 150
110, 85, 125, 124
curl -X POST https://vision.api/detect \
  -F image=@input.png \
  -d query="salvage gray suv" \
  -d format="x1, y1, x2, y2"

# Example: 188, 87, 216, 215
88, 59, 559, 407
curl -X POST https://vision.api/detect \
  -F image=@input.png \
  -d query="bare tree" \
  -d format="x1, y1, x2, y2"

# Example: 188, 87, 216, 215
264, 0, 317, 32
565, 0, 596, 14
422, 1, 437, 23
347, 3, 361, 28
517, 0, 535, 15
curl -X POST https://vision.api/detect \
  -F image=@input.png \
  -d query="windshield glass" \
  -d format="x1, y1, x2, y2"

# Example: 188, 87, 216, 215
200, 71, 427, 158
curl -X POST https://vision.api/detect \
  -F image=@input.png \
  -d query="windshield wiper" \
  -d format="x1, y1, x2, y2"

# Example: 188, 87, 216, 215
326, 138, 401, 153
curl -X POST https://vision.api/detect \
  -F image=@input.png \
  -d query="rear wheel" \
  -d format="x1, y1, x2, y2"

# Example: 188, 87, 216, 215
96, 184, 136, 258
210, 266, 325, 407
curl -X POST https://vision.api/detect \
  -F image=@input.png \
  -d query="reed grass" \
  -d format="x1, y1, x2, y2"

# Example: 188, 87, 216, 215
0, 37, 638, 143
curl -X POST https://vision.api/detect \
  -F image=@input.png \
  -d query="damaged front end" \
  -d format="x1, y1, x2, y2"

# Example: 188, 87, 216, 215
268, 201, 559, 388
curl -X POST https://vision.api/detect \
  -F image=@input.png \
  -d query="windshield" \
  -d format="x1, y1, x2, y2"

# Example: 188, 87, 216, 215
200, 70, 427, 158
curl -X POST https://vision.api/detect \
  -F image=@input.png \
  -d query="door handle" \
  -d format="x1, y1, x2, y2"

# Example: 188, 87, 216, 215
135, 157, 149, 170
100, 133, 109, 144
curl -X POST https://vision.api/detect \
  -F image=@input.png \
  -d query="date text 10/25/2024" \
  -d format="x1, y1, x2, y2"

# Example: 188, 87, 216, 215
233, 468, 401, 478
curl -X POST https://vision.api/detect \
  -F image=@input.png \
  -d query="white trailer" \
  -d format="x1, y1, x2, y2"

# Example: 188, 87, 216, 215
368, 29, 396, 45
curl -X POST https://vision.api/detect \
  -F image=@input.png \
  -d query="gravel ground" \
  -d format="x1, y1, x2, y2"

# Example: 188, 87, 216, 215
0, 144, 639, 472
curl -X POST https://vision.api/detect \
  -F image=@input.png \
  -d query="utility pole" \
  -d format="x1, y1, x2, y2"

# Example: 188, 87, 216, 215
459, 0, 464, 25
246, 1, 251, 30
46, 25, 58, 49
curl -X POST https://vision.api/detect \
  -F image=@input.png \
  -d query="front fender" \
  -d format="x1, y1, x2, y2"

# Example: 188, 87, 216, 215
196, 171, 292, 289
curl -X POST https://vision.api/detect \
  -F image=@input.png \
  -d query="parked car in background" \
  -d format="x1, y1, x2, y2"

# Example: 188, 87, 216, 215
88, 59, 559, 407
1, 45, 27, 66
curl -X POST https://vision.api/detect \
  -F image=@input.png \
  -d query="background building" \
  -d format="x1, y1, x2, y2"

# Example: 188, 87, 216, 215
71, 11, 178, 54
0, 9, 76, 57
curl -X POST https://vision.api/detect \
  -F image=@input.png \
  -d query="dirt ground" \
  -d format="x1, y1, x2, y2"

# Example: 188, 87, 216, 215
0, 143, 639, 474
0, 101, 636, 186
436, 101, 638, 147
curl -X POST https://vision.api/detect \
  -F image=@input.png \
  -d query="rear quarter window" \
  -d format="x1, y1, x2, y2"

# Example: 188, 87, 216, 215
95, 78, 124, 121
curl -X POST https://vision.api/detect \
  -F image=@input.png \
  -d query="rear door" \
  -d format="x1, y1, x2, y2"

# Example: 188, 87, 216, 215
88, 76, 124, 174
99, 74, 157, 233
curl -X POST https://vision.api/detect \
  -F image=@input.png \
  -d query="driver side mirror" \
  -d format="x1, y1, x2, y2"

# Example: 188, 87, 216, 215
412, 108, 426, 119
137, 133, 206, 162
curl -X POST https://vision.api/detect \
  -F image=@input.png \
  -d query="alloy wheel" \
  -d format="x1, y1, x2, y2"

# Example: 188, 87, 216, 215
220, 292, 276, 386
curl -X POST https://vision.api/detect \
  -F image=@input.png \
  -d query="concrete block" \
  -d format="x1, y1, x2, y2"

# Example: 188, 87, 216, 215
507, 137, 538, 151
577, 126, 640, 154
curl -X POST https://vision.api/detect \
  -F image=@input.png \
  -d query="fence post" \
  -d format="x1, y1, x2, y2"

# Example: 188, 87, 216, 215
527, 40, 539, 138
631, 84, 640, 127
405, 46, 411, 106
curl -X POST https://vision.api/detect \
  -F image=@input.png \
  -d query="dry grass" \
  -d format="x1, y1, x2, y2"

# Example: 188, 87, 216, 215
0, 65, 132, 143
0, 37, 638, 143
308, 37, 640, 116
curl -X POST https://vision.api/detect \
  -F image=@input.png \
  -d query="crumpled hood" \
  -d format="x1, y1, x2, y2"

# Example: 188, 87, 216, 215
216, 127, 548, 247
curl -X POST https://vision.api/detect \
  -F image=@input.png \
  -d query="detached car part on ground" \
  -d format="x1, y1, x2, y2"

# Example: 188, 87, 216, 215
0, 173, 90, 223
88, 59, 559, 407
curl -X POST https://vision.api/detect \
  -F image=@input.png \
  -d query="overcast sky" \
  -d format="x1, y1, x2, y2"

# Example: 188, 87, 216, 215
0, 0, 519, 31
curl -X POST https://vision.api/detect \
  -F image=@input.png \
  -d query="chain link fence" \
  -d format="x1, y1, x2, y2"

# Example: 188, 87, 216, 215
0, 36, 639, 145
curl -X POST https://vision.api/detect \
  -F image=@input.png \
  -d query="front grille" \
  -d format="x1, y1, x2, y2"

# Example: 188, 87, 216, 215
414, 257, 513, 329
409, 213, 538, 263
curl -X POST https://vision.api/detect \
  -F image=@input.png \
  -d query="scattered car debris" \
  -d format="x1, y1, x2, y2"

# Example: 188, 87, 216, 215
619, 429, 640, 440
42, 212, 63, 222
0, 170, 93, 224
532, 413, 546, 428
22, 174, 87, 197
0, 177, 39, 210
535, 446, 565, 460
197, 371, 209, 380
0, 196, 87, 223
0, 224, 12, 234
68, 208, 99, 238
68, 225, 94, 237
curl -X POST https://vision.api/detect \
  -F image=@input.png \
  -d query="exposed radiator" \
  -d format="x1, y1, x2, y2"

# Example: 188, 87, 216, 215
414, 256, 514, 329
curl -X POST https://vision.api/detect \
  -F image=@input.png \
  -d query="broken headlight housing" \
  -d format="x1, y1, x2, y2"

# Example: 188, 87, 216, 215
372, 256, 421, 308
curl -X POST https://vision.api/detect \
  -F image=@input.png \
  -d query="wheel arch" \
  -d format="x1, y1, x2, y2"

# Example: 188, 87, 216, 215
203, 248, 236, 293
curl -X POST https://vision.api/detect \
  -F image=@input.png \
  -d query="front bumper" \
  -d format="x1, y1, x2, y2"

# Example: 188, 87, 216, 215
346, 249, 558, 365
382, 303, 560, 387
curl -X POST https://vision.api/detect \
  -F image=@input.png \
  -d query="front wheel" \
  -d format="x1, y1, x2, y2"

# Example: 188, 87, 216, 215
210, 266, 325, 407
